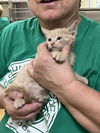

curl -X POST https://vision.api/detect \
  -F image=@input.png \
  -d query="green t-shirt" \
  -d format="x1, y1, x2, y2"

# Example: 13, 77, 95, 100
0, 15, 100, 133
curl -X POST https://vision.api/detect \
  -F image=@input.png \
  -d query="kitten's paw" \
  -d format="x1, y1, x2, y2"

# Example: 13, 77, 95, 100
75, 73, 88, 84
14, 98, 25, 109
51, 51, 66, 62
34, 90, 49, 103
35, 95, 49, 103
80, 77, 88, 84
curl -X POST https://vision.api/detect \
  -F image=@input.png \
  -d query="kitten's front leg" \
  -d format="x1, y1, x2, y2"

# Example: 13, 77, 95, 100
51, 51, 66, 62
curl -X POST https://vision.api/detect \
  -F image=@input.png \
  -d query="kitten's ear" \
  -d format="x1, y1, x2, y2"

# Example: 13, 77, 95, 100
67, 19, 79, 36
41, 27, 50, 37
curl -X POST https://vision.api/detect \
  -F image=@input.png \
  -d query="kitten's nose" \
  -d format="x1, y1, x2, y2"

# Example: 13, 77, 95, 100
51, 42, 54, 46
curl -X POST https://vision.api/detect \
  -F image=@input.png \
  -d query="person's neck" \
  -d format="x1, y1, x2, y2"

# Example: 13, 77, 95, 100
39, 13, 80, 30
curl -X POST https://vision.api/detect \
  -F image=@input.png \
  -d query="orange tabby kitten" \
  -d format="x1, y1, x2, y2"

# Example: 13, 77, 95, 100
5, 20, 88, 109
42, 20, 88, 84
5, 65, 49, 109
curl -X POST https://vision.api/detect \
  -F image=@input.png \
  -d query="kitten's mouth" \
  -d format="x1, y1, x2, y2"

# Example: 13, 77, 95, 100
38, 0, 58, 3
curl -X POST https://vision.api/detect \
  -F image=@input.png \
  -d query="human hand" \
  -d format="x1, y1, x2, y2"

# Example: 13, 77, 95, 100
3, 91, 42, 120
27, 41, 100, 133
27, 40, 76, 95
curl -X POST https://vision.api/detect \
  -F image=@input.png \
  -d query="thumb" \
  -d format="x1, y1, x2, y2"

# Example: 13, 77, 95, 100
37, 42, 50, 57
27, 60, 35, 78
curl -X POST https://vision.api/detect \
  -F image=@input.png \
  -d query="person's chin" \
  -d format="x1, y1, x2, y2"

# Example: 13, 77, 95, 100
40, 12, 60, 21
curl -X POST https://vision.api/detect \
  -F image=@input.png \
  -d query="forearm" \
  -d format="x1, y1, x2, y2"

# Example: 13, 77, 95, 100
56, 80, 100, 133
30, 43, 100, 132
0, 86, 5, 109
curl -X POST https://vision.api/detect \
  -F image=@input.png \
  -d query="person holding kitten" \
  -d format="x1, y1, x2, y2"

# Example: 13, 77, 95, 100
0, 0, 100, 133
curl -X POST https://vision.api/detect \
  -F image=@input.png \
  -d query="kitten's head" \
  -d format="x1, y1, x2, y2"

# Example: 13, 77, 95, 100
46, 28, 75, 51
42, 20, 78, 51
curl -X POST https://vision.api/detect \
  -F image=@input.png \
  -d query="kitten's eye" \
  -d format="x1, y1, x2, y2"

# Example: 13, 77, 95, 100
57, 37, 62, 40
48, 38, 51, 41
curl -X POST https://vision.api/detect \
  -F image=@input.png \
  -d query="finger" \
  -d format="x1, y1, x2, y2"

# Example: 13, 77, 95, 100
27, 60, 35, 77
17, 102, 42, 116
4, 98, 18, 116
37, 42, 50, 57
13, 103, 42, 120
67, 39, 74, 46
6, 102, 42, 119
62, 39, 74, 56
12, 109, 40, 120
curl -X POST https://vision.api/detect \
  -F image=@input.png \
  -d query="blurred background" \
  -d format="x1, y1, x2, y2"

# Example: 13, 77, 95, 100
0, 0, 100, 22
